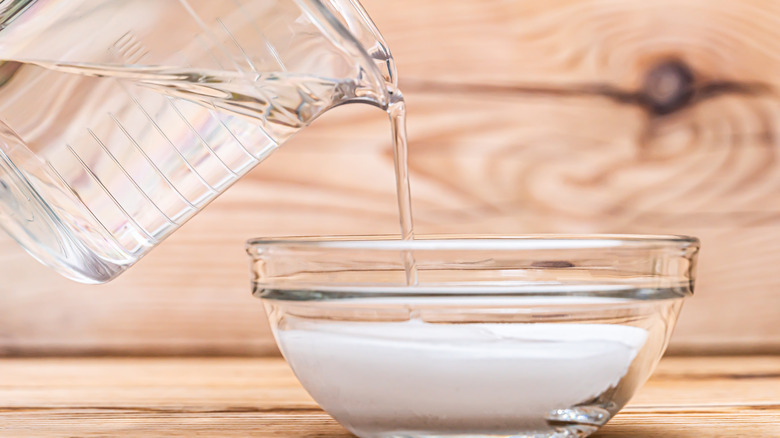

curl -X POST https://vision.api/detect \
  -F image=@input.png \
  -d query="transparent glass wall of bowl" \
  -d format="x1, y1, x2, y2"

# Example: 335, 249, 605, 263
0, 0, 393, 283
247, 236, 700, 437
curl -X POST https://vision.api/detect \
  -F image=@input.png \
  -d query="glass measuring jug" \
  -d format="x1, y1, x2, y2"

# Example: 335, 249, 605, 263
0, 0, 396, 283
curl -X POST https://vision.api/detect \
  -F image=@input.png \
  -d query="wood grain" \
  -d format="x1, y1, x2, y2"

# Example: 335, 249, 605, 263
3, 0, 780, 355
0, 356, 777, 436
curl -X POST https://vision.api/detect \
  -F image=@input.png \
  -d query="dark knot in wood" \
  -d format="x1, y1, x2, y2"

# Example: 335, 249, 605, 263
530, 260, 575, 268
401, 63, 769, 118
640, 60, 696, 116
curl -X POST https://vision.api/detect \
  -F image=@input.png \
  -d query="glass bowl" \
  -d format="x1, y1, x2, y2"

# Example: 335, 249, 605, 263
246, 235, 699, 438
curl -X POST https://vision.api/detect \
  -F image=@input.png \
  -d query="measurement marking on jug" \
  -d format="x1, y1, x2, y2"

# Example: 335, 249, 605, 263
232, 0, 288, 72
177, 0, 245, 74
112, 32, 134, 55
87, 128, 177, 226
208, 110, 262, 166
165, 97, 239, 180
216, 105, 280, 159
111, 31, 149, 64
217, 18, 260, 74
108, 113, 198, 212
117, 82, 219, 196
65, 144, 156, 243
44, 161, 134, 256
175, 54, 260, 166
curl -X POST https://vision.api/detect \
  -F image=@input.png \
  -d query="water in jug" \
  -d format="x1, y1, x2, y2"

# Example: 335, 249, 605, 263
0, 0, 401, 283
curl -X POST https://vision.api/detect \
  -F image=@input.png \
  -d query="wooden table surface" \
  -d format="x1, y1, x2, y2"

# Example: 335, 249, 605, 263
0, 356, 778, 437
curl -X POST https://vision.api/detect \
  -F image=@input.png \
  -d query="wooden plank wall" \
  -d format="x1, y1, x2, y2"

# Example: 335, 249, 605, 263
2, 0, 780, 356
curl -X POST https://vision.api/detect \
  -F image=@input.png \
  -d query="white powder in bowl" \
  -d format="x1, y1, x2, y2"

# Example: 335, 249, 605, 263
277, 319, 648, 435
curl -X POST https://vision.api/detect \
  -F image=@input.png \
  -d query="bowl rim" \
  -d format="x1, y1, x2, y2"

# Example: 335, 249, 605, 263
246, 233, 700, 254
248, 234, 699, 300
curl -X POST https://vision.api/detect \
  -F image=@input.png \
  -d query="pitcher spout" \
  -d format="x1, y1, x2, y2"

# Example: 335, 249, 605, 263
302, 0, 397, 109
324, 0, 397, 89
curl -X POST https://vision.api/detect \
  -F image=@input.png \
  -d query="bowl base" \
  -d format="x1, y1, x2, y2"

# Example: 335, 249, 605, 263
349, 424, 600, 438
